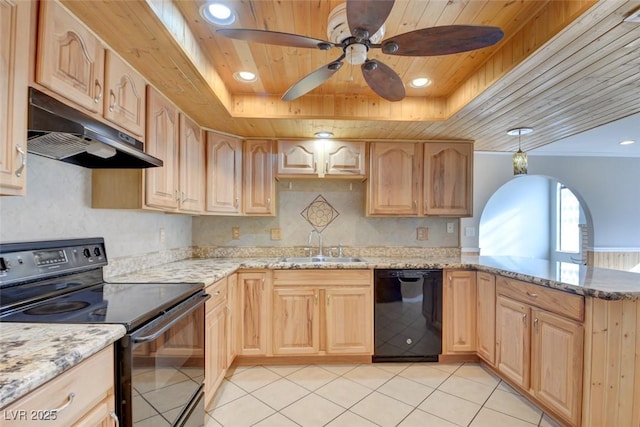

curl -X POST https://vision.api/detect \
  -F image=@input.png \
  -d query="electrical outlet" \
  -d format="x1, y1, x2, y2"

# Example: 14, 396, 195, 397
270, 228, 281, 240
232, 227, 241, 240
159, 228, 166, 244
465, 226, 476, 237
447, 222, 455, 234
416, 227, 429, 241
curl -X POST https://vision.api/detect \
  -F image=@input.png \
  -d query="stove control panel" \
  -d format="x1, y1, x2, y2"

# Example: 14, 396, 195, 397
0, 238, 107, 286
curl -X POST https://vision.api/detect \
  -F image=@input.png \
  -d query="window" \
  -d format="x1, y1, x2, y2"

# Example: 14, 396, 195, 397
557, 184, 580, 253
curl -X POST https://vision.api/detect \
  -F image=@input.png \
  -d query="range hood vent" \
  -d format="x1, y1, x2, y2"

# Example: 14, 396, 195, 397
27, 88, 163, 169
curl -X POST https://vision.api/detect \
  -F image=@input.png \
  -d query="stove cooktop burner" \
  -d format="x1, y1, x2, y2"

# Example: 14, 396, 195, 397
24, 301, 90, 315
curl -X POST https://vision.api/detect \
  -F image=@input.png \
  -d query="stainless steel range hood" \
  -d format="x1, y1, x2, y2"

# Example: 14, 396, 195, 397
27, 87, 163, 168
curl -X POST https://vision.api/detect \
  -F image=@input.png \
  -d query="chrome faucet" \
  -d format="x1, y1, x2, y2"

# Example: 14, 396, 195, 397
308, 229, 323, 257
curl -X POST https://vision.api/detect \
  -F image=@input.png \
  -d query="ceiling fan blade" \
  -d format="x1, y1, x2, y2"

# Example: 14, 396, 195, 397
361, 59, 405, 102
346, 0, 395, 39
217, 29, 334, 50
282, 59, 344, 101
381, 25, 504, 56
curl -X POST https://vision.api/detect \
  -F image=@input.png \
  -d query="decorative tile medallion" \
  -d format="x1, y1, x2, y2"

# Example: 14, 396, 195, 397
300, 195, 339, 232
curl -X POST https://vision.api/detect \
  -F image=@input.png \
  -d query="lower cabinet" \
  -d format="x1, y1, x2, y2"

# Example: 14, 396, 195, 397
238, 271, 270, 355
442, 269, 477, 354
476, 271, 496, 365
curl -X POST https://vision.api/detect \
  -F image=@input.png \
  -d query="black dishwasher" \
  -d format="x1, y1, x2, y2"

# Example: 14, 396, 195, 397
373, 269, 443, 362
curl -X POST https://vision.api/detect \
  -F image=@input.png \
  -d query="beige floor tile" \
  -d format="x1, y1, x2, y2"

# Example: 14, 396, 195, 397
469, 407, 537, 427
397, 409, 459, 427
484, 389, 542, 424
418, 390, 481, 426
398, 364, 452, 389
264, 365, 307, 377
285, 365, 339, 391
496, 380, 519, 394
252, 412, 301, 427
350, 391, 414, 427
437, 375, 495, 405
324, 410, 380, 427
373, 362, 413, 375
208, 395, 275, 427
207, 379, 247, 410
315, 377, 373, 408
343, 365, 395, 389
316, 364, 358, 376
430, 363, 462, 374
204, 413, 222, 427
376, 376, 435, 407
539, 413, 564, 427
225, 365, 254, 378
252, 378, 310, 410
453, 364, 501, 388
227, 366, 280, 392
280, 393, 345, 427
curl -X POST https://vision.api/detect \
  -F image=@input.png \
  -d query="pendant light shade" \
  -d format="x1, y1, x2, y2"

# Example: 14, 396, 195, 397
508, 128, 532, 175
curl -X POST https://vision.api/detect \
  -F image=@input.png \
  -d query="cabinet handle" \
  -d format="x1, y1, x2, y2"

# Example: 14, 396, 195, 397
314, 161, 317, 172
94, 80, 103, 103
110, 410, 120, 427
108, 89, 116, 112
526, 291, 538, 298
261, 278, 265, 290
327, 294, 331, 305
267, 198, 271, 209
15, 145, 26, 177
182, 191, 186, 203
235, 197, 239, 208
315, 292, 318, 305
52, 392, 75, 413
175, 190, 180, 201
413, 200, 417, 209
534, 317, 539, 332
522, 312, 527, 324
214, 291, 221, 296
325, 160, 329, 174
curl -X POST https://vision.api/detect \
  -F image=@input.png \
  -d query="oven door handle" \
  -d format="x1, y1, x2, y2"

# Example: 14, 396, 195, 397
132, 292, 210, 343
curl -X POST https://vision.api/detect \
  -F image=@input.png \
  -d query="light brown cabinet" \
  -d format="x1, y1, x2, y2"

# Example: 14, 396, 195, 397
476, 271, 496, 365
423, 142, 473, 216
243, 140, 275, 215
277, 140, 366, 178
178, 114, 204, 213
442, 270, 477, 354
0, 0, 30, 196
205, 131, 243, 215
495, 276, 584, 427
238, 271, 271, 355
226, 273, 238, 365
271, 270, 373, 356
204, 278, 228, 409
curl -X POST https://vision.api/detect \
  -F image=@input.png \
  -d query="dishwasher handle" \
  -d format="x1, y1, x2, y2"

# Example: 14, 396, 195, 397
132, 292, 209, 343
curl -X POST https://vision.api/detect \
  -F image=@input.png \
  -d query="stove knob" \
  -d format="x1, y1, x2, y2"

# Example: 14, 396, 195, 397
93, 247, 101, 257
83, 248, 91, 258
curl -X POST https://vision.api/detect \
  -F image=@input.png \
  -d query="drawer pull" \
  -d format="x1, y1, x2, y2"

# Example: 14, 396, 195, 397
522, 312, 527, 323
110, 410, 120, 427
53, 392, 75, 413
526, 291, 539, 298
214, 291, 221, 296
15, 145, 26, 177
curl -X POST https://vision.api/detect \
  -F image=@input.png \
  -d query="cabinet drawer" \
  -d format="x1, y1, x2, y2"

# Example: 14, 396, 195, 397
273, 269, 372, 286
206, 278, 228, 312
3, 346, 114, 427
496, 276, 584, 322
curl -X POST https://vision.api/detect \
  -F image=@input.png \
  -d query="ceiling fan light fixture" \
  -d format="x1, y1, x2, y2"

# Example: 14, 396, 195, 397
234, 71, 257, 82
201, 2, 236, 26
508, 127, 532, 175
409, 77, 431, 88
346, 43, 368, 65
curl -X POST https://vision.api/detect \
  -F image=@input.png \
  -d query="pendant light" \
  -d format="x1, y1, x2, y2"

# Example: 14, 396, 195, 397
508, 127, 532, 175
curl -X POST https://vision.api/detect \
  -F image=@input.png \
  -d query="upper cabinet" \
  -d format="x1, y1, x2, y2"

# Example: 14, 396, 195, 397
367, 141, 473, 217
1, 0, 30, 196
206, 131, 243, 215
423, 142, 473, 216
36, 0, 145, 138
178, 114, 204, 213
243, 140, 275, 216
277, 140, 366, 179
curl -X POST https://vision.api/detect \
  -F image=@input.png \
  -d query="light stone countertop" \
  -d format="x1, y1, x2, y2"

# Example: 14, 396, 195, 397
0, 323, 126, 409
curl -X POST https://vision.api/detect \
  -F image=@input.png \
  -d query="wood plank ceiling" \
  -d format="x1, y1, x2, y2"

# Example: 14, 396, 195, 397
62, 0, 640, 152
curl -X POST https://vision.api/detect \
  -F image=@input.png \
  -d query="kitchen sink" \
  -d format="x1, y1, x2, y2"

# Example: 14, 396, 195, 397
279, 256, 366, 263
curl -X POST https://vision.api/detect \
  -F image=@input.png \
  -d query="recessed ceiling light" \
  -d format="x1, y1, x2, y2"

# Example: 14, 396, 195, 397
620, 140, 636, 145
314, 131, 333, 138
233, 71, 257, 82
201, 2, 236, 26
409, 77, 431, 88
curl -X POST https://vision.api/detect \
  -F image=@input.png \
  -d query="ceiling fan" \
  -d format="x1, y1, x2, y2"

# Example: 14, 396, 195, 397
217, 0, 504, 102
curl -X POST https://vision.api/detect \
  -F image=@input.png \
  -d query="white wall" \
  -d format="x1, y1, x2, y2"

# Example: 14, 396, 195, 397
0, 155, 192, 258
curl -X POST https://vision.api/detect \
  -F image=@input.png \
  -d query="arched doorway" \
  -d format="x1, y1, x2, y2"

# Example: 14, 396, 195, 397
479, 175, 594, 264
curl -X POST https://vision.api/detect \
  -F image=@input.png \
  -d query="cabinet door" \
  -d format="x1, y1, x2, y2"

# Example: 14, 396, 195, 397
476, 272, 496, 365
103, 50, 145, 138
238, 272, 270, 355
226, 274, 237, 366
0, 0, 29, 196
204, 304, 226, 409
423, 142, 473, 216
325, 287, 372, 354
496, 295, 530, 389
277, 140, 318, 176
178, 114, 204, 213
37, 0, 105, 114
324, 141, 366, 177
531, 308, 583, 425
145, 86, 179, 210
243, 140, 275, 215
443, 270, 477, 353
272, 287, 319, 355
206, 132, 243, 214
367, 142, 421, 215
72, 396, 117, 427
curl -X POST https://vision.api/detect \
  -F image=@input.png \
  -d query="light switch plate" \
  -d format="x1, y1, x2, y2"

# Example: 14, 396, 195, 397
447, 222, 455, 234
270, 228, 281, 240
232, 227, 240, 240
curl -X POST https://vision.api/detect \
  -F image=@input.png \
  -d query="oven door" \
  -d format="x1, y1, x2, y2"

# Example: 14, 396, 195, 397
118, 291, 209, 427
